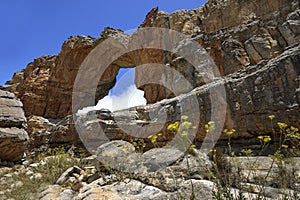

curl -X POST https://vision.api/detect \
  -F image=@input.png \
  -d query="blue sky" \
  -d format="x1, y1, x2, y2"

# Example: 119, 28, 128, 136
0, 0, 207, 94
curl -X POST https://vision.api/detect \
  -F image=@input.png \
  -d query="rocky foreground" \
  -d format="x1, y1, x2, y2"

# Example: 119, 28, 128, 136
1, 139, 300, 199
0, 0, 300, 199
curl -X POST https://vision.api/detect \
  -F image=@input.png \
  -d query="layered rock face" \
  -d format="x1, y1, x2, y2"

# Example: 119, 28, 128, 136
33, 39, 299, 152
0, 90, 28, 161
138, 0, 300, 103
141, 0, 298, 34
68, 44, 300, 151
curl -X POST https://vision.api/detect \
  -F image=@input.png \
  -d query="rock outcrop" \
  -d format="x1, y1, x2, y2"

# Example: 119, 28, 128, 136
23, 45, 300, 156
141, 0, 299, 34
0, 90, 28, 162
37, 149, 300, 200
138, 0, 300, 103
0, 69, 24, 93
27, 115, 87, 155
30, 39, 299, 154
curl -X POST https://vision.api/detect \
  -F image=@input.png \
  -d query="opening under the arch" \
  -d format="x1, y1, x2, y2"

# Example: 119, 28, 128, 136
94, 68, 146, 112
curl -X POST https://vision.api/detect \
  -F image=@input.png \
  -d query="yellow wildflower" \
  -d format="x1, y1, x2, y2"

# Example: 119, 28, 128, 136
181, 121, 192, 129
263, 136, 271, 143
205, 124, 209, 130
167, 121, 180, 131
277, 122, 288, 129
181, 115, 189, 120
205, 121, 215, 133
290, 126, 299, 132
281, 144, 288, 149
268, 115, 275, 120
209, 149, 217, 153
224, 129, 236, 136
151, 135, 158, 144
241, 149, 253, 156
257, 135, 263, 140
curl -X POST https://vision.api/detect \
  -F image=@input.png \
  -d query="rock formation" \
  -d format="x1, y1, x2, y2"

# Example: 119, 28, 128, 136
28, 44, 300, 152
2, 0, 299, 151
138, 0, 300, 102
0, 90, 28, 162
1, 0, 300, 199
22, 145, 300, 199
3, 28, 129, 118
4, 0, 300, 120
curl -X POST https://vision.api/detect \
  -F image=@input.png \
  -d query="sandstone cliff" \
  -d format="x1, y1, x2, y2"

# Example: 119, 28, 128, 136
4, 0, 300, 120
138, 0, 300, 102
2, 0, 300, 148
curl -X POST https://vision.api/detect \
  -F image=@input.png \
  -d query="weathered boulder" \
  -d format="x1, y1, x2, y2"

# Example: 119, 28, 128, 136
0, 90, 28, 161
27, 115, 88, 156
27, 116, 55, 137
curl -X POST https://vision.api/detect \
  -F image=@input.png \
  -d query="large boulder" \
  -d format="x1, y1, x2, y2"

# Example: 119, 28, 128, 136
0, 90, 28, 161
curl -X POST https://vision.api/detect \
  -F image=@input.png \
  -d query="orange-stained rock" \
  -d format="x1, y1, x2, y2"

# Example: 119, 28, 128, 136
4, 29, 129, 118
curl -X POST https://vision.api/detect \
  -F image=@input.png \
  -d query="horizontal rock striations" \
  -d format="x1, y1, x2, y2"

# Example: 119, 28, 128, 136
0, 90, 28, 161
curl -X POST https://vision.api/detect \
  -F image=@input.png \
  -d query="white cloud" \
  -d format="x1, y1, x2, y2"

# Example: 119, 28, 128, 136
78, 84, 146, 114
98, 84, 146, 111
